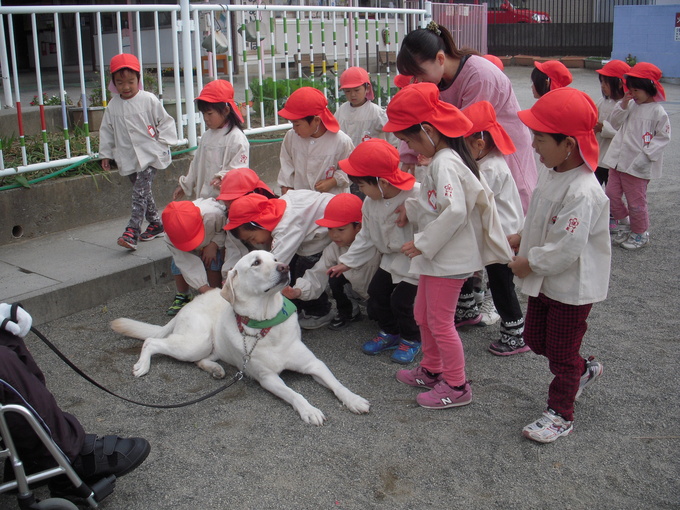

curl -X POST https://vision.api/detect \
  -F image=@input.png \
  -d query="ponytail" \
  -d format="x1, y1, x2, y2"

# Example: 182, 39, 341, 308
397, 22, 475, 77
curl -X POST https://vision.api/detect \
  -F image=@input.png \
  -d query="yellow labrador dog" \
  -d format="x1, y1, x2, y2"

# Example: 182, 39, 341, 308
111, 250, 369, 425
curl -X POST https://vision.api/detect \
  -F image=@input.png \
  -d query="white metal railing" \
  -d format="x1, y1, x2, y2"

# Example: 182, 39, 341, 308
0, 1, 440, 180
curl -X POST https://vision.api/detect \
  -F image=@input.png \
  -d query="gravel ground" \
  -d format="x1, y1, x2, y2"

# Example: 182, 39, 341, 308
1, 67, 678, 509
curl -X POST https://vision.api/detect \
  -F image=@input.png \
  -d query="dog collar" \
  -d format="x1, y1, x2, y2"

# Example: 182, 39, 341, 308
236, 297, 297, 330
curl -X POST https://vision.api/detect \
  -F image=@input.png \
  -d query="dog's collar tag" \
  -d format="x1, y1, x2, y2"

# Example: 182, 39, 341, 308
237, 297, 297, 329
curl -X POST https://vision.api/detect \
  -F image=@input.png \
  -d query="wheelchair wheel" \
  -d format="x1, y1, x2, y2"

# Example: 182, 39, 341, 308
33, 498, 80, 510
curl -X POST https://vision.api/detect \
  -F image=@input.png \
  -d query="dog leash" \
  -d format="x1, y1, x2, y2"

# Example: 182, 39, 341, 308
29, 326, 244, 409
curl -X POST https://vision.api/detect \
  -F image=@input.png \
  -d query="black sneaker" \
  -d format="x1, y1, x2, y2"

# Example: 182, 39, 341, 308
117, 227, 139, 250
71, 434, 150, 482
327, 311, 362, 331
140, 222, 164, 241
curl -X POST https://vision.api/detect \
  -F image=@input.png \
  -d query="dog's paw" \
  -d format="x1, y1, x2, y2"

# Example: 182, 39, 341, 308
299, 406, 327, 426
344, 395, 370, 415
132, 361, 150, 377
196, 359, 225, 379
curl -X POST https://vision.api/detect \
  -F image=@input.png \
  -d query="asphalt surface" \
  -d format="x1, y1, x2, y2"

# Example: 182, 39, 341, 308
1, 66, 679, 509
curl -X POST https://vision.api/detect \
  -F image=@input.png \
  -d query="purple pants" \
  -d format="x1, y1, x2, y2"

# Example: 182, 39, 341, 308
524, 293, 592, 421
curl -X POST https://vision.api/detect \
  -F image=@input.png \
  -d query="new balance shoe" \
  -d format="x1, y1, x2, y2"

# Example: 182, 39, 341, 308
488, 321, 530, 356
327, 310, 362, 331
298, 309, 334, 330
575, 357, 603, 400
167, 293, 192, 316
361, 331, 400, 355
390, 339, 421, 364
416, 380, 472, 409
139, 222, 165, 241
620, 231, 650, 250
523, 409, 573, 443
608, 217, 618, 233
395, 365, 443, 389
117, 227, 139, 250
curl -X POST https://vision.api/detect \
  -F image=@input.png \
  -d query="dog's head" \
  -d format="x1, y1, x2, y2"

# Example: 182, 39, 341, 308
221, 250, 290, 318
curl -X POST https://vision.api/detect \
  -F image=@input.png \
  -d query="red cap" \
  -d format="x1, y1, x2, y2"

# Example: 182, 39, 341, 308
316, 193, 363, 228
596, 59, 630, 79
518, 88, 599, 172
339, 138, 416, 191
224, 194, 286, 232
339, 67, 374, 101
217, 168, 273, 201
110, 53, 141, 74
196, 79, 243, 122
278, 87, 340, 132
462, 101, 516, 155
162, 201, 205, 252
483, 54, 504, 71
534, 61, 573, 90
625, 62, 665, 102
383, 82, 473, 138
393, 74, 413, 89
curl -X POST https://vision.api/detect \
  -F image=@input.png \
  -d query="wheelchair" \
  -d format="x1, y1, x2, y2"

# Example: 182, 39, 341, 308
0, 402, 115, 509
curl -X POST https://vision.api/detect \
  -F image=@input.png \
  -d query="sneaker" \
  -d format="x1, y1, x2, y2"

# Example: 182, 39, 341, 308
327, 310, 362, 331
455, 310, 482, 328
488, 337, 531, 356
611, 223, 631, 246
608, 217, 618, 233
416, 380, 472, 409
523, 409, 573, 443
167, 293, 192, 316
361, 331, 400, 355
298, 309, 334, 330
620, 231, 650, 250
139, 222, 165, 241
477, 291, 500, 327
71, 434, 151, 482
390, 339, 421, 364
117, 227, 139, 250
575, 357, 603, 400
395, 365, 443, 389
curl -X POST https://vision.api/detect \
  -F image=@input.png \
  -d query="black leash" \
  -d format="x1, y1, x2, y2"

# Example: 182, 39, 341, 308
29, 326, 243, 409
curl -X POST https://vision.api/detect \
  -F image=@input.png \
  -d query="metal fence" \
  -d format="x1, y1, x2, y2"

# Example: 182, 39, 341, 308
486, 0, 656, 57
0, 1, 432, 179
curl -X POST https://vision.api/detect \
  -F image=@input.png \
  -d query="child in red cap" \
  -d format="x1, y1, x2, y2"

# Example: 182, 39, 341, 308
531, 60, 573, 98
277, 87, 354, 195
162, 198, 228, 315
328, 139, 422, 363
461, 101, 527, 356
334, 66, 397, 148
99, 53, 179, 250
224, 190, 336, 329
381, 83, 512, 409
602, 62, 671, 250
594, 59, 630, 187
282, 193, 380, 330
173, 79, 249, 201
512, 87, 611, 443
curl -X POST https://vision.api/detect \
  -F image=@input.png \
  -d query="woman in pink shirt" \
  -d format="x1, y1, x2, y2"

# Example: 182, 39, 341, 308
397, 22, 536, 212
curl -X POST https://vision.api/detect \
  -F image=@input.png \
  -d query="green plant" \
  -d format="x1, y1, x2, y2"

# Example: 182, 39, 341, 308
625, 54, 637, 67
248, 77, 338, 118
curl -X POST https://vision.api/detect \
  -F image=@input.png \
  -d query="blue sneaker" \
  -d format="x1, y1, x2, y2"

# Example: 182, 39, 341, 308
361, 331, 400, 355
390, 339, 422, 364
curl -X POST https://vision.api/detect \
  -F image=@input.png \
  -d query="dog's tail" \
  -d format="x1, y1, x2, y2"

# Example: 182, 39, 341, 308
110, 317, 176, 340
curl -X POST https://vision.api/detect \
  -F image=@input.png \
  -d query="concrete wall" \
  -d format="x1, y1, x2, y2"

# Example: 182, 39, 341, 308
612, 5, 680, 80
0, 139, 281, 246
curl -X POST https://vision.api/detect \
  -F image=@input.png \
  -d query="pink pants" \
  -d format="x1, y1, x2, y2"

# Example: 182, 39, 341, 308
605, 168, 649, 234
413, 275, 466, 387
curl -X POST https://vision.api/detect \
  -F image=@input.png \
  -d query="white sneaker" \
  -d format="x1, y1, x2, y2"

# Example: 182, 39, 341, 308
523, 409, 573, 443
477, 291, 500, 327
298, 309, 334, 330
612, 223, 631, 245
575, 358, 603, 400
620, 231, 650, 250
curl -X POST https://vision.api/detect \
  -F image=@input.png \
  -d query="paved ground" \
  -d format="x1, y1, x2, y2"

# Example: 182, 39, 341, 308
1, 66, 679, 509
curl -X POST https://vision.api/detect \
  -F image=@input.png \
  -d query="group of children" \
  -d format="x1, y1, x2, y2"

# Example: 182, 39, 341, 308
99, 28, 670, 443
